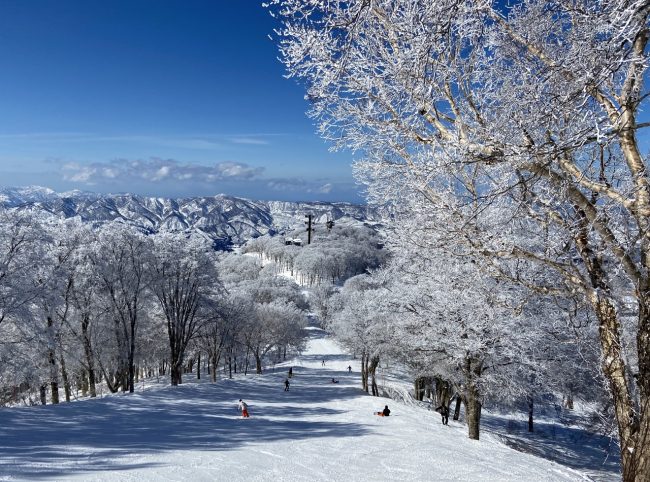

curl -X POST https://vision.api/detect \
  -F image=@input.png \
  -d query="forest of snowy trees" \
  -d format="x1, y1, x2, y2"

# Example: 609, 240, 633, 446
0, 209, 389, 407
1, 0, 648, 480
268, 1, 650, 481
243, 224, 387, 285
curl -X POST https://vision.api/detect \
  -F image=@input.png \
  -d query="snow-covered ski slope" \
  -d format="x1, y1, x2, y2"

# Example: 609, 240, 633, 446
0, 327, 592, 481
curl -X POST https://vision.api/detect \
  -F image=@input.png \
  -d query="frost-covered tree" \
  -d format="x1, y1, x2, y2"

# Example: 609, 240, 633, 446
92, 224, 152, 393
0, 211, 45, 332
379, 242, 560, 440
31, 220, 83, 404
64, 225, 103, 398
328, 274, 392, 395
270, 1, 650, 478
220, 252, 307, 374
149, 233, 223, 386
243, 225, 386, 286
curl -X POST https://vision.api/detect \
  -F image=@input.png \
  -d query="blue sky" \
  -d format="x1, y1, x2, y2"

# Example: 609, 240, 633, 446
0, 1, 362, 202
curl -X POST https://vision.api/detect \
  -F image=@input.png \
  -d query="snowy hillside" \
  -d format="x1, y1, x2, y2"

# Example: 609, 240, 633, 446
0, 326, 609, 481
0, 186, 381, 246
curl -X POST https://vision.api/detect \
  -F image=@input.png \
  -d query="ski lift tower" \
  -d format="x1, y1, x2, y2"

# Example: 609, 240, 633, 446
305, 214, 314, 244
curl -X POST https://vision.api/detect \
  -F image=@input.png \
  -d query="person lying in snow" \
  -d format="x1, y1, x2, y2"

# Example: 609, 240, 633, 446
375, 405, 390, 416
331, 378, 339, 383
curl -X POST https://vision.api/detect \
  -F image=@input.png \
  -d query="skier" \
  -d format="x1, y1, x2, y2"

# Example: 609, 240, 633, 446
238, 399, 250, 418
436, 403, 449, 425
321, 359, 326, 367
347, 365, 352, 373
284, 378, 290, 391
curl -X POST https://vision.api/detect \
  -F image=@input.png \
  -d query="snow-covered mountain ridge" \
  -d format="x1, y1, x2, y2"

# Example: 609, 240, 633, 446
0, 186, 381, 247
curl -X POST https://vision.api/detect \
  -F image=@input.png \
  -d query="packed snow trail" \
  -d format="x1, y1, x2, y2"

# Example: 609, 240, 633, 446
0, 326, 591, 481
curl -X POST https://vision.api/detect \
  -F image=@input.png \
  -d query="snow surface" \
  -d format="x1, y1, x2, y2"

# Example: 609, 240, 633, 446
0, 327, 596, 481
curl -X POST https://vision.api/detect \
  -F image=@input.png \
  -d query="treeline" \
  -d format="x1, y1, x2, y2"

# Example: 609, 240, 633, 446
319, 244, 605, 441
0, 211, 310, 406
243, 224, 387, 285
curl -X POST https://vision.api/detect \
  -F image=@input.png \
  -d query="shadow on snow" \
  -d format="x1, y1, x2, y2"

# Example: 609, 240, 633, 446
0, 363, 368, 480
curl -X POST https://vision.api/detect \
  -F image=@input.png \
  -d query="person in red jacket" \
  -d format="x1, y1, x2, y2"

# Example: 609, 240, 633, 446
238, 399, 250, 418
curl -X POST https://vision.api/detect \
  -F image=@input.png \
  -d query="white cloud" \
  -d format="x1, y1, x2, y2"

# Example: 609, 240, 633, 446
61, 158, 264, 184
152, 166, 171, 181
315, 183, 332, 194
228, 137, 270, 145
267, 178, 340, 195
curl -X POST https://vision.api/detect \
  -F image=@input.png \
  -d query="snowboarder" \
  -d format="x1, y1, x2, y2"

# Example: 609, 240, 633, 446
321, 359, 325, 367
288, 366, 293, 378
347, 365, 352, 373
375, 405, 390, 416
284, 378, 290, 391
238, 399, 250, 418
436, 404, 449, 425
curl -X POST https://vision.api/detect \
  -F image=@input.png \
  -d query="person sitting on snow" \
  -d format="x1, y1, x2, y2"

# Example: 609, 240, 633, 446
375, 405, 390, 416
331, 378, 339, 383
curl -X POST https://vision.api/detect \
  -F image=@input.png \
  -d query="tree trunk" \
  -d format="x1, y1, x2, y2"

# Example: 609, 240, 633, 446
254, 347, 262, 374
465, 385, 482, 440
414, 376, 431, 401
197, 352, 201, 380
369, 356, 380, 396
453, 396, 461, 421
59, 352, 71, 403
128, 323, 136, 393
39, 385, 47, 405
528, 397, 534, 433
80, 371, 88, 397
595, 296, 640, 482
360, 352, 369, 393
47, 317, 59, 404
631, 290, 650, 482
99, 363, 121, 393
573, 205, 647, 481
254, 355, 261, 374
414, 377, 423, 401
462, 355, 483, 440
210, 354, 217, 382
86, 358, 96, 398
169, 340, 185, 386
171, 363, 183, 386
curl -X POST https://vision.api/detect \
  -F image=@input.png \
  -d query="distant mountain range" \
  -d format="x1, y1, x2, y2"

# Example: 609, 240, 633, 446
0, 186, 381, 248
